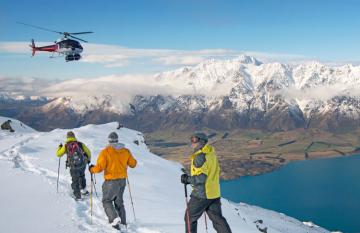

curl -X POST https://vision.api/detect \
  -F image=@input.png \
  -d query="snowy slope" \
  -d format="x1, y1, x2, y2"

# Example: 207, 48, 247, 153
0, 118, 330, 233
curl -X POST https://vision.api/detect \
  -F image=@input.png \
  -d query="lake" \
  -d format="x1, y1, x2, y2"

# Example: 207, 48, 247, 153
221, 154, 360, 233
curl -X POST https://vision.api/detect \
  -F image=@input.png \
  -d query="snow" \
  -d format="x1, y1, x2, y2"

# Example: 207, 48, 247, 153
0, 117, 332, 233
0, 116, 35, 134
2, 55, 360, 121
17, 55, 356, 121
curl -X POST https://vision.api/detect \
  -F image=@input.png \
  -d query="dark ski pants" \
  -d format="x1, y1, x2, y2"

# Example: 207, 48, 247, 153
70, 167, 86, 198
185, 196, 232, 233
102, 179, 126, 224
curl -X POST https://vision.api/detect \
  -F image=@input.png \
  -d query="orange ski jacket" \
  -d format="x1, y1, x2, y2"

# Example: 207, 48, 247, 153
90, 144, 137, 180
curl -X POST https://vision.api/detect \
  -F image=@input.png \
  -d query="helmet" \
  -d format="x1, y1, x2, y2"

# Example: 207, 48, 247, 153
108, 132, 118, 143
190, 132, 208, 143
67, 131, 75, 138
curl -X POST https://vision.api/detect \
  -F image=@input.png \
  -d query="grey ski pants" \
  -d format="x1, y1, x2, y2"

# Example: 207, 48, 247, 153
102, 179, 127, 224
70, 167, 86, 198
185, 196, 232, 233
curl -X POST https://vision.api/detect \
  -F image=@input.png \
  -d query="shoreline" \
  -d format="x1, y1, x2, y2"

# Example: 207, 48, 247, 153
145, 128, 360, 181
220, 150, 360, 180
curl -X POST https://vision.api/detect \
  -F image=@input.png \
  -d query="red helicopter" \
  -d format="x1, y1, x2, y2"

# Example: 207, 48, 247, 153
17, 22, 93, 62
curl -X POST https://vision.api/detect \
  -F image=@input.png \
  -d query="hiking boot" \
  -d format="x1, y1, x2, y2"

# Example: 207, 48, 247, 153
111, 217, 121, 229
81, 189, 89, 195
72, 193, 82, 201
73, 192, 81, 200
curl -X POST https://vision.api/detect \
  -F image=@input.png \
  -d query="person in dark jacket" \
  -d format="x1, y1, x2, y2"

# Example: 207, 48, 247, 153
56, 131, 91, 200
181, 132, 232, 233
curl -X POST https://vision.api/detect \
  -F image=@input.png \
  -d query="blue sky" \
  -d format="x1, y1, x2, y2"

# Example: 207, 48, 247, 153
1, 0, 360, 79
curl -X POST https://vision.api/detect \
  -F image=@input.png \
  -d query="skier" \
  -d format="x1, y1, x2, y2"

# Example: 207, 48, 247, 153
56, 131, 91, 200
89, 132, 137, 231
181, 132, 232, 233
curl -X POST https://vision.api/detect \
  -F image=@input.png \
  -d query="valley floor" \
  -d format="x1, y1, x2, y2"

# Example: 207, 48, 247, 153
145, 128, 360, 179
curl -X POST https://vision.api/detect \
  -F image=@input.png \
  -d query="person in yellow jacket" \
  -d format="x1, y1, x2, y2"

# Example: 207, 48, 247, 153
181, 132, 232, 233
56, 131, 91, 200
89, 132, 137, 231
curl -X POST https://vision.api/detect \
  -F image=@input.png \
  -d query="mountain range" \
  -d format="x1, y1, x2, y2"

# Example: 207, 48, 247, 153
2, 55, 360, 132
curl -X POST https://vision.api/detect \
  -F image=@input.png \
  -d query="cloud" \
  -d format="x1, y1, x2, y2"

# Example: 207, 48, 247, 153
41, 74, 197, 100
0, 42, 30, 53
0, 76, 56, 96
81, 44, 240, 67
155, 55, 209, 66
2, 41, 360, 70
80, 54, 129, 67
0, 41, 58, 54
278, 83, 360, 111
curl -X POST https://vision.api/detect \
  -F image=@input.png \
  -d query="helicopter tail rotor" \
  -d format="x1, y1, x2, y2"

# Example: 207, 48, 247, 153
29, 39, 36, 56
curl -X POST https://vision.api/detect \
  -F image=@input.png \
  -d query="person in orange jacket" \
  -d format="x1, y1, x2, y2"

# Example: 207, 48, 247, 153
89, 132, 137, 231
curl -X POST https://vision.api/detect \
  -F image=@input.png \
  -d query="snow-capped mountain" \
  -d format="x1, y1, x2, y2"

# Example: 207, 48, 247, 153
2, 55, 360, 131
0, 116, 330, 233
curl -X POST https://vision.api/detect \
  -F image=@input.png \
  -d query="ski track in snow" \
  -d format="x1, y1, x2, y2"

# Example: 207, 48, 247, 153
0, 132, 167, 233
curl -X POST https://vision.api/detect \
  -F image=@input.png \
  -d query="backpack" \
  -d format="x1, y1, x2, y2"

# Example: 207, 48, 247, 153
66, 141, 87, 169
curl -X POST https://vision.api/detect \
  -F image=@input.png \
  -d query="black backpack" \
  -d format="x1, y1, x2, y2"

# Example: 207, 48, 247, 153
66, 141, 86, 169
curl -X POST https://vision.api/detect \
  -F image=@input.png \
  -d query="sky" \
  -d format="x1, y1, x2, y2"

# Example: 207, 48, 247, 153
1, 0, 360, 80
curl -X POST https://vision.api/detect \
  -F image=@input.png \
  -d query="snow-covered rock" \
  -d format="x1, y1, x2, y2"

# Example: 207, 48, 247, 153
0, 116, 35, 134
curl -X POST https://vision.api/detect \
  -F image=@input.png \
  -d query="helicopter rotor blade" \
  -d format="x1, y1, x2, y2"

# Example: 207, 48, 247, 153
68, 35, 88, 43
16, 21, 63, 35
68, 32, 94, 35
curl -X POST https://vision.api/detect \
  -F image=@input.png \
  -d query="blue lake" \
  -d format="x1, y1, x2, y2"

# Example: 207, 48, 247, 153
220, 154, 360, 233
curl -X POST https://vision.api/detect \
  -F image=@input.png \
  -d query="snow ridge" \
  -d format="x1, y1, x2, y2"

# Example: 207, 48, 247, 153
0, 117, 331, 233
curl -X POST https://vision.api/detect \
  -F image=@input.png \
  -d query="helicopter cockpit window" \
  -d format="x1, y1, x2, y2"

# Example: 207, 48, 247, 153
59, 40, 81, 49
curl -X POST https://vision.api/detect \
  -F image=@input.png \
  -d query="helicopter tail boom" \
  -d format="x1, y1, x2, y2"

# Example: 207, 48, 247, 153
29, 39, 58, 56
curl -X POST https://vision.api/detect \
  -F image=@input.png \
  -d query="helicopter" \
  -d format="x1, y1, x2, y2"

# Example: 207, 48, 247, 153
17, 22, 93, 62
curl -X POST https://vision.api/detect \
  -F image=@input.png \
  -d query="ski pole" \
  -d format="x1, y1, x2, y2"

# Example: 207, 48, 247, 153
126, 177, 136, 222
92, 174, 99, 198
57, 157, 60, 193
184, 183, 191, 233
204, 212, 208, 232
90, 173, 94, 224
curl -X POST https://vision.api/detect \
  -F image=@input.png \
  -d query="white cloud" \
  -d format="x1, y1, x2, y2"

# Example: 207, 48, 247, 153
279, 83, 360, 111
41, 74, 193, 100
0, 41, 58, 54
2, 41, 360, 70
0, 42, 30, 53
155, 55, 206, 66
81, 43, 240, 67
0, 76, 56, 96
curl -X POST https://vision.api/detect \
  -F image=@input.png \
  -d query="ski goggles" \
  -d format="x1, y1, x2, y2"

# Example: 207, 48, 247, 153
190, 136, 200, 144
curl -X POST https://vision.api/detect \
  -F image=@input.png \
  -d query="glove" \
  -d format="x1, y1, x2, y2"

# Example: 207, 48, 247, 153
88, 164, 95, 173
181, 173, 191, 185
